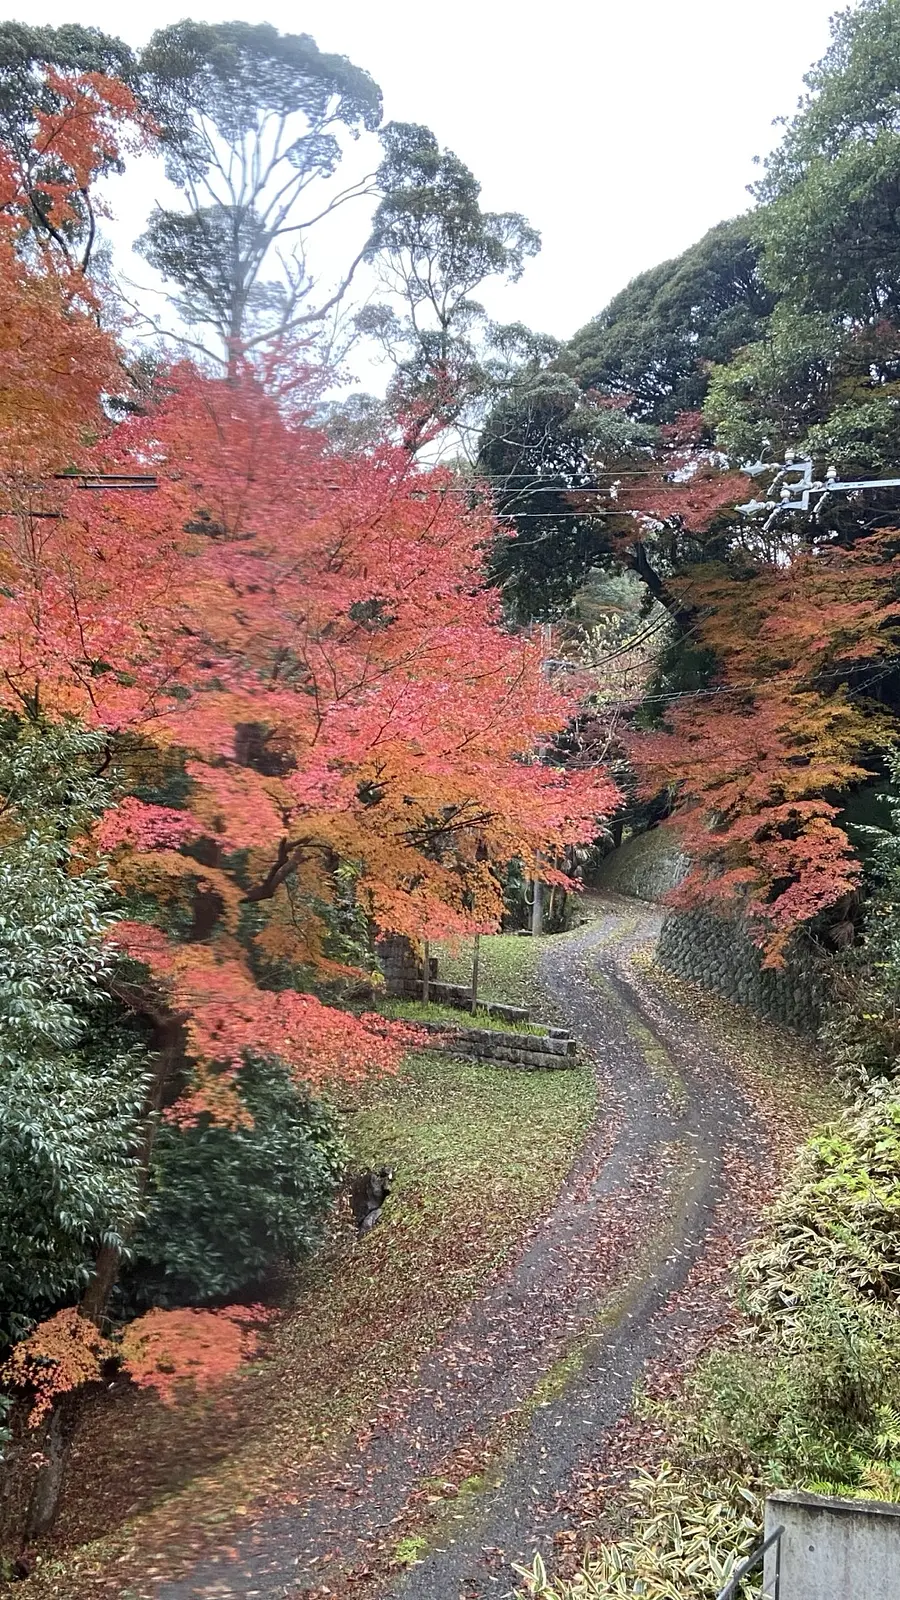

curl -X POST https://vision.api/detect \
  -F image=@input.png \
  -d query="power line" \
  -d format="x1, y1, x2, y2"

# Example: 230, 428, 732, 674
567, 654, 900, 716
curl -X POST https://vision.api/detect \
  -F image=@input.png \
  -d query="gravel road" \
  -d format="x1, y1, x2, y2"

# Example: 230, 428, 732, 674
152, 896, 773, 1600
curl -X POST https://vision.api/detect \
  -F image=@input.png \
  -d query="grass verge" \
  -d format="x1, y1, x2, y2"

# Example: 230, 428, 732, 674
435, 932, 542, 1010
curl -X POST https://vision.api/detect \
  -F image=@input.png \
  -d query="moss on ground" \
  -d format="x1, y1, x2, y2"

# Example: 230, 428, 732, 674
391, 1533, 428, 1567
435, 933, 542, 1010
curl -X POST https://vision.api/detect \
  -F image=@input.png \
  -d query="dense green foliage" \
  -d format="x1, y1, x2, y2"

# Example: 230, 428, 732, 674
0, 723, 147, 1342
0, 722, 352, 1342
564, 219, 773, 424
480, 378, 654, 618
756, 0, 900, 322
705, 0, 900, 482
126, 1055, 345, 1307
824, 751, 900, 1091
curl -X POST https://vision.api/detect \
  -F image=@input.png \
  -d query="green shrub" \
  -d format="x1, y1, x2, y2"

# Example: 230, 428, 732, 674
823, 748, 900, 1093
0, 721, 148, 1343
740, 1105, 900, 1319
686, 1284, 900, 1488
514, 1466, 761, 1599
125, 1055, 346, 1306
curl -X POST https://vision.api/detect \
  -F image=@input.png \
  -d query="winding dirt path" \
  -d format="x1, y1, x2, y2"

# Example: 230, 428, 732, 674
151, 895, 784, 1600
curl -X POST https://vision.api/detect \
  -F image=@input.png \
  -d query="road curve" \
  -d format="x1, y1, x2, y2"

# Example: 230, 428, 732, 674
151, 896, 772, 1600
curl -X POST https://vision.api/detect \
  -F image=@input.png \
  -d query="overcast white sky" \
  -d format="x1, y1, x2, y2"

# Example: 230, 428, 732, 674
9, 0, 844, 345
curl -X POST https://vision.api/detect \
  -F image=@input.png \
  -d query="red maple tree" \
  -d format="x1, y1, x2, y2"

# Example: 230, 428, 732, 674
604, 423, 899, 950
0, 81, 617, 1415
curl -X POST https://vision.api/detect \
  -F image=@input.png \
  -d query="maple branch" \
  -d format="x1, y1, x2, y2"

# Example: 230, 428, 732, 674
78, 188, 96, 275
108, 976, 189, 1030
242, 835, 335, 903
243, 836, 295, 902
402, 809, 498, 847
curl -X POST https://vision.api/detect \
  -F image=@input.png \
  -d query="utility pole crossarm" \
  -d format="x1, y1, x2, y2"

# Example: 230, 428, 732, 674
737, 454, 900, 527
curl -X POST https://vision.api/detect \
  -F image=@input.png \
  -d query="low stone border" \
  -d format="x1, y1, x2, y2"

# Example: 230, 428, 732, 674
415, 1019, 578, 1071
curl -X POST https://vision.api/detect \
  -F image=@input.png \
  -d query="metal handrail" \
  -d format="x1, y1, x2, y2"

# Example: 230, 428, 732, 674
715, 1524, 783, 1600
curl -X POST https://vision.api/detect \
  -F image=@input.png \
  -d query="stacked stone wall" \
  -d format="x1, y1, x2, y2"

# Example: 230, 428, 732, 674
656, 908, 825, 1033
597, 830, 826, 1033
377, 935, 436, 997
416, 1020, 577, 1071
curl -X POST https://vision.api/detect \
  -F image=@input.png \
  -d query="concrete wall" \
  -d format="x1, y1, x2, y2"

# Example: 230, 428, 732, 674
764, 1489, 900, 1600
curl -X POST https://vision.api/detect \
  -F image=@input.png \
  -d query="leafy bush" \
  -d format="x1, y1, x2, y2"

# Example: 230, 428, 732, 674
686, 1284, 900, 1489
514, 1466, 761, 1599
126, 1054, 346, 1306
0, 721, 148, 1342
739, 1104, 900, 1318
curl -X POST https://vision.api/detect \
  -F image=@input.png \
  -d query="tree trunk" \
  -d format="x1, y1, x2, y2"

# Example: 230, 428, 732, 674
79, 1242, 122, 1327
628, 540, 695, 629
24, 1397, 78, 1542
80, 1015, 185, 1327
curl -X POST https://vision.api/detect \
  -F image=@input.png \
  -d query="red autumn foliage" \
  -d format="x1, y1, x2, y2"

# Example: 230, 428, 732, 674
0, 73, 145, 482
0, 96, 617, 1122
118, 1305, 271, 1405
0, 78, 616, 1408
616, 465, 754, 533
624, 497, 900, 948
3, 1304, 272, 1421
1, 1309, 113, 1425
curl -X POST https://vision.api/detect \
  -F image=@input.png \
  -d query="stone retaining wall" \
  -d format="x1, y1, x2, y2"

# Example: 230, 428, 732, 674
377, 934, 434, 997
656, 908, 825, 1032
427, 983, 531, 1023
416, 1020, 578, 1071
595, 827, 689, 901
